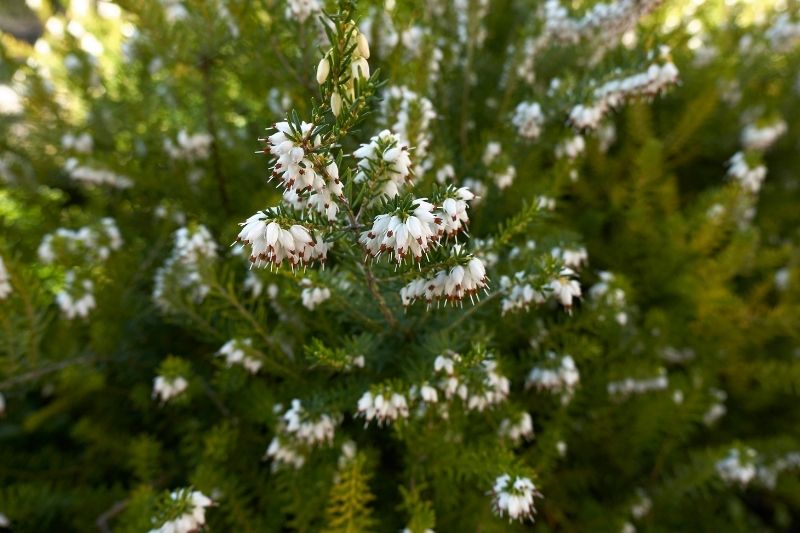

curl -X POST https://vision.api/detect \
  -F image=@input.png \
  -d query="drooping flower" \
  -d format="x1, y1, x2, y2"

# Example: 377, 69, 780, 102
236, 211, 326, 269
360, 199, 442, 263
152, 375, 188, 403
353, 130, 414, 198
491, 474, 542, 522
217, 338, 262, 374
400, 257, 489, 307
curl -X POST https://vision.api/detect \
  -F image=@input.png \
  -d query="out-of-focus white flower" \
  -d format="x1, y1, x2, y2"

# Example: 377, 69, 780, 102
0, 256, 12, 299
164, 130, 213, 162
499, 413, 534, 443
300, 278, 331, 310
148, 488, 213, 533
56, 271, 96, 319
512, 101, 545, 139
727, 151, 767, 193
0, 85, 22, 115
607, 370, 668, 398
217, 338, 262, 373
741, 119, 787, 151
526, 353, 580, 403
491, 474, 542, 522
716, 448, 758, 487
152, 375, 188, 403
356, 390, 409, 426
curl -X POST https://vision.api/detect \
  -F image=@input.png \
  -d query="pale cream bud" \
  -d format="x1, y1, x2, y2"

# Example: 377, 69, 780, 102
316, 57, 330, 85
357, 33, 370, 59
351, 57, 370, 80
331, 91, 342, 117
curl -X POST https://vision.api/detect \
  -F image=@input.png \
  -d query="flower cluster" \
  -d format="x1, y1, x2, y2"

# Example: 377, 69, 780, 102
438, 187, 475, 238
266, 400, 339, 469
356, 387, 410, 426
548, 268, 583, 310
400, 257, 489, 307
703, 388, 727, 426
741, 119, 787, 151
607, 370, 668, 398
164, 130, 213, 162
716, 448, 758, 487
428, 353, 511, 412
360, 199, 441, 263
285, 0, 320, 23
236, 211, 327, 269
353, 129, 413, 198
498, 412, 535, 444
38, 218, 123, 264
153, 225, 217, 309
491, 474, 542, 522
727, 152, 766, 193
216, 338, 261, 374
152, 375, 188, 403
148, 489, 213, 533
56, 271, 96, 320
526, 353, 580, 403
543, 0, 662, 50
501, 268, 582, 314
552, 246, 589, 270
569, 54, 679, 130
261, 121, 344, 221
555, 134, 586, 159
64, 159, 133, 188
588, 271, 629, 325
317, 21, 371, 113
0, 256, 11, 299
381, 86, 437, 170
511, 101, 545, 139
300, 278, 331, 310
61, 132, 93, 153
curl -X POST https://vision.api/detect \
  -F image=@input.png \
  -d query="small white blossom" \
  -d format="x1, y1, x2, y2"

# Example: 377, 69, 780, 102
547, 268, 582, 310
152, 375, 188, 403
0, 256, 11, 299
499, 412, 534, 444
511, 101, 545, 139
285, 0, 320, 22
300, 278, 331, 310
555, 135, 586, 159
61, 132, 93, 153
727, 151, 767, 193
360, 199, 442, 263
56, 271, 96, 319
526, 353, 580, 402
353, 129, 413, 198
65, 159, 133, 188
148, 489, 213, 533
607, 370, 668, 398
741, 119, 787, 151
356, 390, 409, 426
217, 338, 262, 374
237, 212, 327, 269
491, 474, 542, 522
716, 448, 758, 487
164, 130, 213, 162
400, 257, 489, 307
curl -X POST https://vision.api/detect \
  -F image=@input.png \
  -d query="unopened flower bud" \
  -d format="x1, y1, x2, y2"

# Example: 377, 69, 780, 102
357, 33, 370, 59
351, 57, 370, 80
331, 91, 342, 117
316, 57, 330, 85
